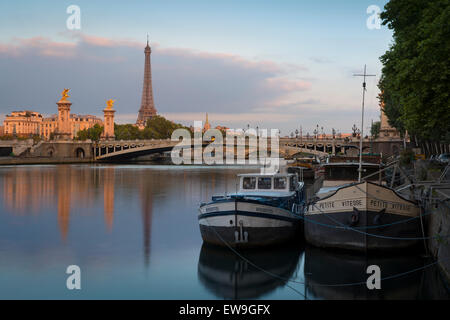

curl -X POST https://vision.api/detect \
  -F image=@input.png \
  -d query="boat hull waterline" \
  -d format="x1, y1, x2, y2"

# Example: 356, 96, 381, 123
304, 181, 422, 251
199, 199, 302, 248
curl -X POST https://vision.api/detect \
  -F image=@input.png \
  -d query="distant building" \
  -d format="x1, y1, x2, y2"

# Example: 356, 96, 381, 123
3, 111, 43, 137
379, 93, 400, 140
41, 115, 58, 139
215, 125, 229, 132
3, 110, 102, 140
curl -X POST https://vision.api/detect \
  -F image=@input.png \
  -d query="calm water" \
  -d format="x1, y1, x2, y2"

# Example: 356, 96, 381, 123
0, 164, 448, 299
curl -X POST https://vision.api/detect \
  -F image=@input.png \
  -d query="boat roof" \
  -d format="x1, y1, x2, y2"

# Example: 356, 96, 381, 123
321, 162, 381, 167
238, 173, 297, 177
230, 191, 296, 198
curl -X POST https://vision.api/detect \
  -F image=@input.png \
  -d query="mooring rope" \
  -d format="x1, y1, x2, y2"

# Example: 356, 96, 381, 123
309, 203, 449, 241
200, 208, 449, 291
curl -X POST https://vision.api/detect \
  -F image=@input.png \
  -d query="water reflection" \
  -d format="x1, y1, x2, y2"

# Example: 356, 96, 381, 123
197, 243, 302, 299
2, 165, 119, 241
140, 176, 153, 268
103, 167, 115, 231
0, 165, 447, 299
304, 246, 426, 300
57, 166, 71, 241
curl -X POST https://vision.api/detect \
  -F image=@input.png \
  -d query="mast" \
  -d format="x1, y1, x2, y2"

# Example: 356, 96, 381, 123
353, 65, 375, 182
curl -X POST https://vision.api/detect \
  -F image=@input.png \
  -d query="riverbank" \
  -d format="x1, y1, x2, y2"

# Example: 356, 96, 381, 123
427, 196, 450, 285
0, 157, 94, 165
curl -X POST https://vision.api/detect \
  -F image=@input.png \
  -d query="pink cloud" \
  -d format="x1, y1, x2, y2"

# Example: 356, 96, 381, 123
265, 77, 311, 92
0, 37, 76, 58
77, 34, 143, 49
0, 33, 315, 129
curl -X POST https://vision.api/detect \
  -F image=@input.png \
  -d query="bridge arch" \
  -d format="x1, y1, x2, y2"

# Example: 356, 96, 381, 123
46, 146, 56, 157
75, 147, 86, 159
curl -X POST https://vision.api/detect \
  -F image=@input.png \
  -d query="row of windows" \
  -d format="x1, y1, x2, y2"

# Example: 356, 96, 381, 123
242, 176, 296, 191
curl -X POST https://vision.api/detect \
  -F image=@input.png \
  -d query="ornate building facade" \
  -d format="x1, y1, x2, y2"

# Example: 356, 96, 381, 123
2, 99, 102, 140
3, 111, 43, 136
3, 112, 102, 140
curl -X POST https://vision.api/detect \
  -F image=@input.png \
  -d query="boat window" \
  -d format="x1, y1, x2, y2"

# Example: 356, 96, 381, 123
258, 177, 272, 190
289, 176, 297, 191
274, 177, 287, 189
242, 177, 256, 189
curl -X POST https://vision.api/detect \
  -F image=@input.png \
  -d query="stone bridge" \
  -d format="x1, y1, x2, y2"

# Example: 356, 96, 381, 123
279, 137, 405, 158
94, 139, 183, 161
94, 137, 368, 161
0, 137, 406, 163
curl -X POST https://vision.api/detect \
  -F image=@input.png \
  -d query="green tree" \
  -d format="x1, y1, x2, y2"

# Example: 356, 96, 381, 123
371, 121, 381, 139
114, 124, 143, 140
379, 0, 450, 142
114, 115, 188, 140
144, 115, 187, 139
76, 124, 104, 141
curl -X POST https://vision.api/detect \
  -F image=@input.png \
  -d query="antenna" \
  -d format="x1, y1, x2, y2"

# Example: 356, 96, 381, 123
353, 65, 376, 182
147, 33, 149, 46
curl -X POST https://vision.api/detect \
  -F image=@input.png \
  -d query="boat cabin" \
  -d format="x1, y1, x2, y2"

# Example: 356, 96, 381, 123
238, 173, 300, 194
321, 162, 382, 187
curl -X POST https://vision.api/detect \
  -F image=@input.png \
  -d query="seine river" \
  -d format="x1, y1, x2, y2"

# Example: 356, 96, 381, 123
0, 164, 448, 299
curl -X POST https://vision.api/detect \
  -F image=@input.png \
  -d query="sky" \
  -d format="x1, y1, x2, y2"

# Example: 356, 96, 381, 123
0, 0, 392, 136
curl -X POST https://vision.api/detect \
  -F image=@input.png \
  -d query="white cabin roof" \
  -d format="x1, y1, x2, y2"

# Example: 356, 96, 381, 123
232, 191, 297, 198
321, 162, 381, 167
237, 173, 297, 178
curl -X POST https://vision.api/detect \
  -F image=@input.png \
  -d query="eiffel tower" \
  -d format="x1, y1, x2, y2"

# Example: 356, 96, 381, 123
136, 36, 157, 127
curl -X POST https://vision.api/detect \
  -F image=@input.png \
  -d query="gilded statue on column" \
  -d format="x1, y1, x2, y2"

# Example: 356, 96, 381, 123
106, 99, 115, 110
60, 89, 70, 101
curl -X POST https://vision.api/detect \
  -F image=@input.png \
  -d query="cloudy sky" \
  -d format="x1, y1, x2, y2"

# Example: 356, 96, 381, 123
0, 0, 391, 136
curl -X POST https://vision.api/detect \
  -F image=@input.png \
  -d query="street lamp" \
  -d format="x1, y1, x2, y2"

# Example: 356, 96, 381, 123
352, 124, 358, 138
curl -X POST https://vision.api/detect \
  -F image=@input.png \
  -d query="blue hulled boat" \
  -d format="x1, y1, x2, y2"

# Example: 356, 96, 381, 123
199, 171, 305, 248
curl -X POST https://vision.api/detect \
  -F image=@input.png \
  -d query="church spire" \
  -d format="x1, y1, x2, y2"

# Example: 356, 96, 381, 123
203, 113, 211, 131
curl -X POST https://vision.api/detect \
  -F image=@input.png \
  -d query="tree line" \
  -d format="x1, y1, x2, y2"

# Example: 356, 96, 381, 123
379, 0, 449, 143
76, 115, 189, 141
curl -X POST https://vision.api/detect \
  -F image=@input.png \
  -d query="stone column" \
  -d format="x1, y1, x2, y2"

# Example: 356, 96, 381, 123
101, 106, 115, 141
56, 100, 72, 140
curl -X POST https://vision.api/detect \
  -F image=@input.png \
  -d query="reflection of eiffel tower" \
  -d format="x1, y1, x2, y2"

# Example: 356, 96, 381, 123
140, 180, 153, 268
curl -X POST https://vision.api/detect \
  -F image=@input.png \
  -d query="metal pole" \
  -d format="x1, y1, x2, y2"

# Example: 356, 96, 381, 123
358, 66, 366, 182
354, 65, 376, 182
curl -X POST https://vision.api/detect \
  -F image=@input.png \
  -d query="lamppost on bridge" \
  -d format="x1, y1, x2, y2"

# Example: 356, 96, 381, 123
300, 126, 303, 145
352, 124, 358, 138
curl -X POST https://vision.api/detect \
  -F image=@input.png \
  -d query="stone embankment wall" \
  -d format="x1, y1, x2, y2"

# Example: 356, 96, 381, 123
0, 140, 95, 164
0, 139, 34, 156
427, 200, 450, 284
415, 160, 450, 285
